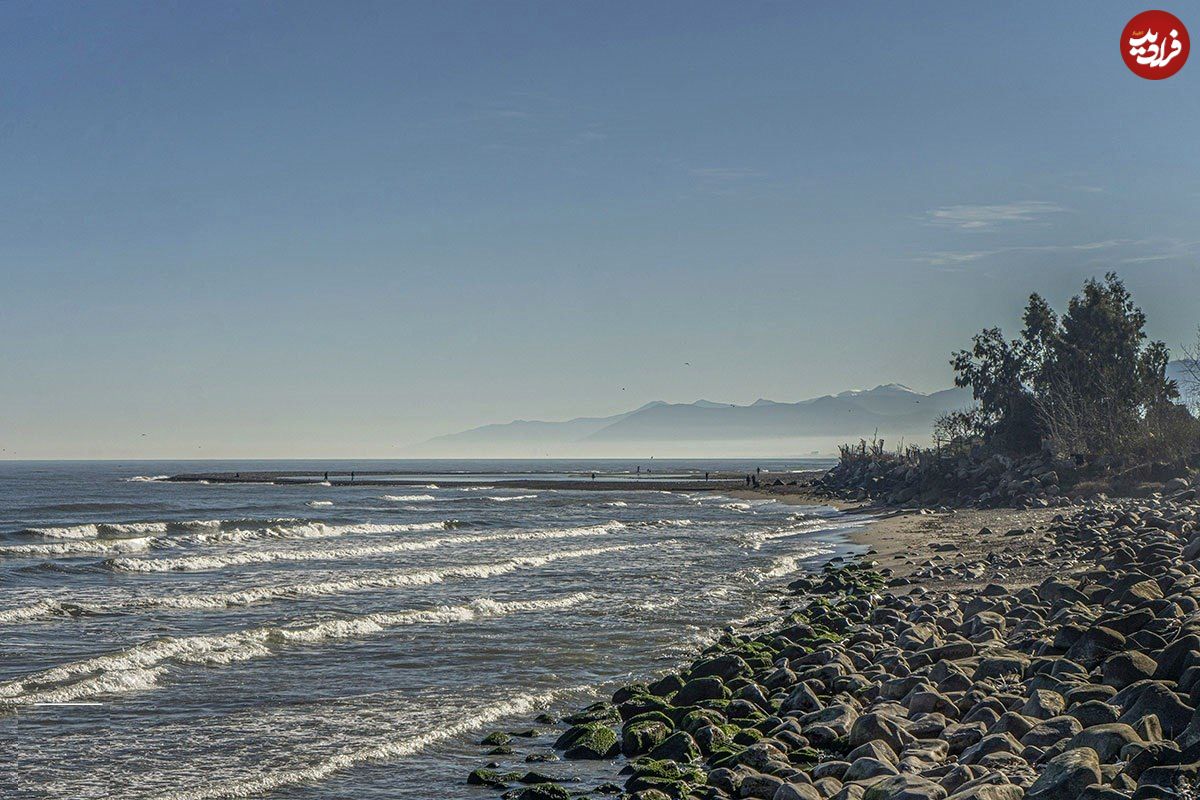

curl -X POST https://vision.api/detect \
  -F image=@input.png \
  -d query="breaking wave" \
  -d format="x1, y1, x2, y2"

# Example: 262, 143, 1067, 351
0, 536, 158, 557
0, 594, 591, 708
741, 515, 869, 550
0, 542, 661, 623
380, 494, 436, 502
155, 685, 590, 800
2, 519, 456, 558
107, 521, 630, 572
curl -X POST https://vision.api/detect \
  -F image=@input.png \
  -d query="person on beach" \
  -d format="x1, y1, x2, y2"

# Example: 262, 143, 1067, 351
350, 471, 355, 483
745, 475, 751, 486
705, 471, 709, 481
591, 472, 596, 480
324, 472, 328, 481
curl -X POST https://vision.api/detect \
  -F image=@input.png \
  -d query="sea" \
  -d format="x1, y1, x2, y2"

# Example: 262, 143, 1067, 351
0, 459, 866, 799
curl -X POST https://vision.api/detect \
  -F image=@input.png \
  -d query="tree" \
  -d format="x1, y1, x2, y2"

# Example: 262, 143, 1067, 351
951, 273, 1179, 456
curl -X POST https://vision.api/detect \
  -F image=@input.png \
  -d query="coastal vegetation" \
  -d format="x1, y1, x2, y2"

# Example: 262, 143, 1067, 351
823, 274, 1200, 507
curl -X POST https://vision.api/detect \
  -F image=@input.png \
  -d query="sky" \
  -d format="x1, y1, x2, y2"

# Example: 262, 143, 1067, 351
1, 1, 1198, 458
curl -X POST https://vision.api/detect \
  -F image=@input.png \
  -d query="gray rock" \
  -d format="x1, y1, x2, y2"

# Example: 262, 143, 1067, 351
773, 783, 822, 800
1101, 652, 1158, 690
1020, 716, 1082, 749
1025, 746, 1101, 800
945, 786, 1024, 800
1065, 724, 1142, 763
862, 773, 948, 800
844, 757, 899, 782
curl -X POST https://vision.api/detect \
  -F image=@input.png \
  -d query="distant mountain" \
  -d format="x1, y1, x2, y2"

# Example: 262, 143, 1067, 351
418, 383, 974, 457
416, 364, 1199, 457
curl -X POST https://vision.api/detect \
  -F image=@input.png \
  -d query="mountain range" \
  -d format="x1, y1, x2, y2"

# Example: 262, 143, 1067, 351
417, 383, 974, 457
415, 362, 1198, 458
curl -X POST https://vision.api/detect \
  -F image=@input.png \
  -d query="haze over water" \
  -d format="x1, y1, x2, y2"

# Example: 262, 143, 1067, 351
0, 459, 861, 799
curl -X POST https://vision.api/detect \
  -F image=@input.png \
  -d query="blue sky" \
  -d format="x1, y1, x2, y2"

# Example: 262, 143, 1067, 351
2, 1, 1197, 458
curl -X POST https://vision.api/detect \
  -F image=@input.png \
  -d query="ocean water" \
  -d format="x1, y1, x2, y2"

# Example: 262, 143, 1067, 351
0, 459, 862, 799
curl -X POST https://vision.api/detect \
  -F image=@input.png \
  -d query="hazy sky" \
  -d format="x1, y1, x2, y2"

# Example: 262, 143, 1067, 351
2, 1, 1197, 458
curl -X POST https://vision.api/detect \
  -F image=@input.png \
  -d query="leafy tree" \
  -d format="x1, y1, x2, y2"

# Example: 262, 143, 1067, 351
950, 273, 1179, 455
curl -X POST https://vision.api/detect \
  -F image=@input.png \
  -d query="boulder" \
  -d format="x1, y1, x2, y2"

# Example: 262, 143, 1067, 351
1026, 747, 1102, 800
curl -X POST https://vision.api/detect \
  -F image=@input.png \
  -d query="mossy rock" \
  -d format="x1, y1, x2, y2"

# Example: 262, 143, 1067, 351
612, 683, 649, 704
679, 708, 726, 734
517, 771, 562, 784
629, 790, 673, 800
508, 784, 572, 800
624, 758, 705, 796
554, 721, 619, 759
563, 702, 619, 725
732, 728, 762, 746
624, 710, 675, 730
706, 746, 743, 769
788, 746, 822, 766
674, 676, 729, 706
468, 768, 511, 788
482, 731, 513, 746
694, 698, 731, 713
618, 693, 673, 721
648, 673, 685, 697
622, 719, 671, 757
628, 758, 706, 783
648, 730, 701, 763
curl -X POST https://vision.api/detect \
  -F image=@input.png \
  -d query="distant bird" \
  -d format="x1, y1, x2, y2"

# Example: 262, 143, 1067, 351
684, 362, 690, 366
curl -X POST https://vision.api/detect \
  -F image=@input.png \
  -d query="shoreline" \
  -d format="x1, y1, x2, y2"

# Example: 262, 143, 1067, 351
729, 486, 1061, 584
463, 485, 1200, 800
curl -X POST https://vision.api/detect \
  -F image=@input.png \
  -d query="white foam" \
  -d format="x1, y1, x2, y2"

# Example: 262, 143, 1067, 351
4, 518, 455, 558
180, 520, 451, 546
24, 521, 170, 539
485, 494, 538, 502
156, 686, 589, 800
108, 521, 627, 572
2, 667, 168, 706
0, 536, 158, 557
0, 542, 658, 622
0, 595, 590, 708
380, 494, 436, 502
122, 475, 169, 482
749, 545, 834, 582
742, 516, 867, 550
306, 501, 333, 508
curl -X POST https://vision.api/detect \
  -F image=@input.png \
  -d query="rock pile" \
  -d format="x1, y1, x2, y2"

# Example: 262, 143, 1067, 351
812, 452, 1078, 509
469, 496, 1200, 799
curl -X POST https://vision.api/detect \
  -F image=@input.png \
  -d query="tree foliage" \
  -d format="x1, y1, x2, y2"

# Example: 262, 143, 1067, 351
950, 273, 1180, 456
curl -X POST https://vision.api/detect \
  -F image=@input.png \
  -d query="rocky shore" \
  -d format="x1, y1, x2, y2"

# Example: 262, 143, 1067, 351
811, 450, 1196, 510
466, 482, 1200, 799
